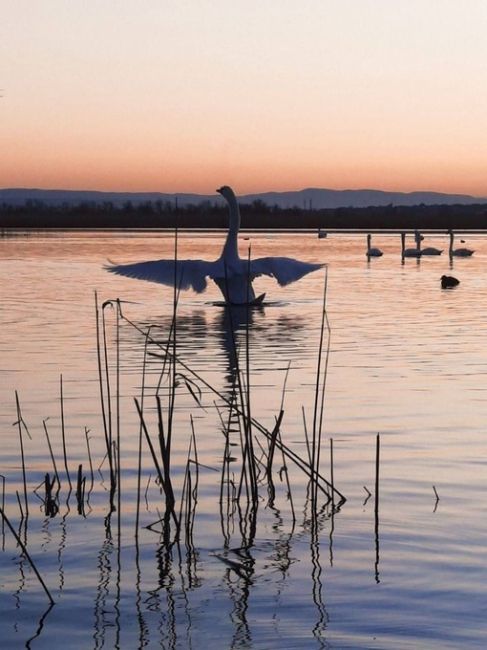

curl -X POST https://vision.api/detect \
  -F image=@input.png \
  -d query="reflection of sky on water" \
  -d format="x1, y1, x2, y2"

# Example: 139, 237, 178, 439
137, 304, 308, 391
2, 231, 487, 647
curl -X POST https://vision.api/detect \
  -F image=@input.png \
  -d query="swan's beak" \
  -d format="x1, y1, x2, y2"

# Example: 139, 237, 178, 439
216, 187, 223, 195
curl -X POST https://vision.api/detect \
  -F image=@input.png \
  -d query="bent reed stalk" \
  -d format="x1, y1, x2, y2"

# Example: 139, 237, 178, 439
115, 290, 345, 511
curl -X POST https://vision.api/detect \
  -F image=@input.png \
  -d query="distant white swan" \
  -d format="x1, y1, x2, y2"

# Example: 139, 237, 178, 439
401, 232, 421, 258
421, 246, 443, 255
415, 230, 442, 255
107, 185, 323, 304
366, 234, 383, 257
449, 230, 474, 257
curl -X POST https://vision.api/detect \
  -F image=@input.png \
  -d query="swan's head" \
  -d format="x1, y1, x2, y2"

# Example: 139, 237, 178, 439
217, 185, 236, 202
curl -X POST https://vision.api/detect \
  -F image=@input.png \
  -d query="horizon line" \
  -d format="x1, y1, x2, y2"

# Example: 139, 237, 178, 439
1, 185, 485, 199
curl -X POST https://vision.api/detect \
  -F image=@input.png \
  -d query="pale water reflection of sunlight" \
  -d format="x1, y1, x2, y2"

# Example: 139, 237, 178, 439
1, 231, 487, 648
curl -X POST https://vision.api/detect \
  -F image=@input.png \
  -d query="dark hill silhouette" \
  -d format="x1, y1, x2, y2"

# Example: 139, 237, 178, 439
1, 186, 485, 209
2, 193, 487, 230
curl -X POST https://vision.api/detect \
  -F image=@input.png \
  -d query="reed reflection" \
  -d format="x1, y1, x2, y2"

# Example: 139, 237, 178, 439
93, 531, 116, 649
137, 303, 336, 647
24, 603, 54, 649
311, 520, 329, 648
4, 295, 342, 648
226, 564, 253, 649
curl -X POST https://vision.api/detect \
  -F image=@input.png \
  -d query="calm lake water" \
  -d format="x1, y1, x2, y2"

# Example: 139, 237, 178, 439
1, 229, 487, 649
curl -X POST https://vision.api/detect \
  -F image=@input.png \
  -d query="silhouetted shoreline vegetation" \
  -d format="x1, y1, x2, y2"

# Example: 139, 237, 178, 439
1, 198, 487, 230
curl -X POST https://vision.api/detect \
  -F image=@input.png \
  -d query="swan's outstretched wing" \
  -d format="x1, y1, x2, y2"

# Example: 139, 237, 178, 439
106, 259, 215, 293
250, 257, 323, 286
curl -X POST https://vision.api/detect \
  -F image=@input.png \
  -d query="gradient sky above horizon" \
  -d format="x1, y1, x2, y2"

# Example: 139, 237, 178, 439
2, 1, 487, 196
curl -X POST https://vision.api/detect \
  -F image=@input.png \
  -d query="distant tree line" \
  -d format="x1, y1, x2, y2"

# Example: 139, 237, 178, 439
1, 198, 487, 230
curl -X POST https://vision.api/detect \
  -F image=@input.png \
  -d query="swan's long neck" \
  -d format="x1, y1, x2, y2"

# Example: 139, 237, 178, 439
449, 231, 454, 254
367, 234, 371, 251
221, 192, 240, 262
401, 232, 405, 253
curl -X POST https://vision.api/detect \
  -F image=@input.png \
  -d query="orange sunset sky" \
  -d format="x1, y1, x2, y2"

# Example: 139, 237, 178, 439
2, 1, 487, 196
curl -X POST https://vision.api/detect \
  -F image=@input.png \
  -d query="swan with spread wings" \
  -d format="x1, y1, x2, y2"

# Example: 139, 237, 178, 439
106, 185, 323, 304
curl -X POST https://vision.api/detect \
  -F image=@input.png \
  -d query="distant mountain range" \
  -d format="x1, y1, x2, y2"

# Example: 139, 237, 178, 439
1, 187, 486, 209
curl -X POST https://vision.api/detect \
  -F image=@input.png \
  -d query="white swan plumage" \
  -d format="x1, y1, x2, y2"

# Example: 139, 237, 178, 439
415, 230, 442, 256
401, 232, 421, 258
449, 230, 474, 257
106, 185, 323, 304
366, 234, 383, 257
421, 246, 443, 255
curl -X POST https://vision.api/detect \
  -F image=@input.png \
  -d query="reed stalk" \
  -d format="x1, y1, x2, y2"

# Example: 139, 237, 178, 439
433, 485, 440, 513
189, 415, 199, 492
59, 375, 72, 489
134, 398, 179, 529
102, 303, 113, 456
16, 490, 24, 520
76, 464, 83, 510
374, 433, 380, 583
374, 433, 380, 516
0, 506, 55, 605
310, 268, 330, 508
244, 247, 258, 508
156, 395, 176, 515
43, 419, 61, 490
44, 473, 58, 517
178, 422, 198, 549
115, 300, 122, 548
0, 474, 4, 550
266, 410, 284, 505
76, 464, 86, 517
94, 292, 115, 496
84, 427, 95, 498
15, 391, 29, 516
330, 438, 335, 510
300, 407, 312, 469
278, 429, 296, 524
178, 445, 191, 533
119, 306, 345, 504
135, 328, 151, 537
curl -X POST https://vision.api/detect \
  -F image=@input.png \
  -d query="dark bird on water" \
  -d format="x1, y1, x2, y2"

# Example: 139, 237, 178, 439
441, 275, 460, 289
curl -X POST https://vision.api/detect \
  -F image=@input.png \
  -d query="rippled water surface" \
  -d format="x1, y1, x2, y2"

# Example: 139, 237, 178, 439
1, 230, 487, 648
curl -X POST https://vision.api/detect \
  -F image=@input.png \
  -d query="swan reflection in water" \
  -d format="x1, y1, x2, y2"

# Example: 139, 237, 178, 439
107, 186, 323, 305
135, 304, 307, 392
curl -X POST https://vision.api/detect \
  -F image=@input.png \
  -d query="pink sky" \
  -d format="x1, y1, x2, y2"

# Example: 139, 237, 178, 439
2, 1, 487, 196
